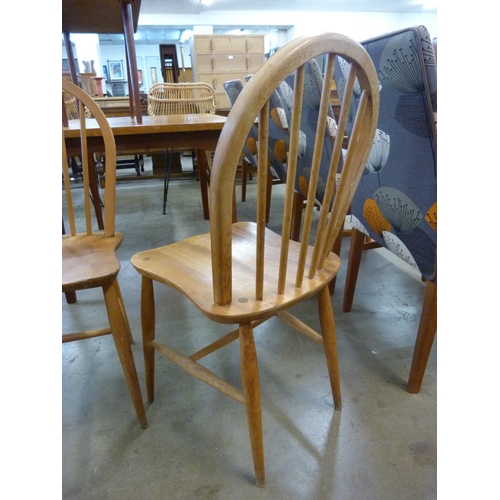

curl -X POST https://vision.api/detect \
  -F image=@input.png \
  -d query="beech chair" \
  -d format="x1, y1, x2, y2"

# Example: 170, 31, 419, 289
147, 82, 216, 214
62, 78, 148, 429
335, 26, 437, 393
131, 33, 379, 486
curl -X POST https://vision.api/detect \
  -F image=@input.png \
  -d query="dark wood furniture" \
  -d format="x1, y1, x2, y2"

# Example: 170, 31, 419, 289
64, 113, 227, 221
62, 0, 143, 123
62, 78, 148, 429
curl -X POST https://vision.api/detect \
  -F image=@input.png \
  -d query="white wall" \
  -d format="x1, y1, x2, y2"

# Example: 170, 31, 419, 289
139, 10, 437, 40
285, 11, 437, 41
66, 9, 437, 95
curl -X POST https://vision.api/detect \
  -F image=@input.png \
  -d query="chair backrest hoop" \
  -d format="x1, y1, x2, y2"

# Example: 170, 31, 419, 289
209, 33, 380, 306
62, 78, 117, 237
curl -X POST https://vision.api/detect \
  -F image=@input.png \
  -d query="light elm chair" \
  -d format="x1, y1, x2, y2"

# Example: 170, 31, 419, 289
131, 32, 379, 486
62, 78, 148, 429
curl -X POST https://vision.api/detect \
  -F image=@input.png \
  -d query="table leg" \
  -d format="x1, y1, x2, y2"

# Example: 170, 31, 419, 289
196, 149, 210, 220
88, 150, 104, 229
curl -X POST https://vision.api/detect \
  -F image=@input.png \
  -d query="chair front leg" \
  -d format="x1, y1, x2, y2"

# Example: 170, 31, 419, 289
318, 285, 342, 410
239, 322, 265, 488
115, 278, 134, 344
141, 276, 156, 403
103, 279, 148, 429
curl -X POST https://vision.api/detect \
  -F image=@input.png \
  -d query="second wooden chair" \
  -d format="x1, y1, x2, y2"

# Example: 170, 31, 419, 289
131, 33, 379, 486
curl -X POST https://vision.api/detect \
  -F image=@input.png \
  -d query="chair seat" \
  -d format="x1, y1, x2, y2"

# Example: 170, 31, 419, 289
131, 222, 341, 324
62, 232, 123, 292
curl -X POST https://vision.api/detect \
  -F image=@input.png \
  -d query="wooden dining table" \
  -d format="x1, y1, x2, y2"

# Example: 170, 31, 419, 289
64, 113, 227, 222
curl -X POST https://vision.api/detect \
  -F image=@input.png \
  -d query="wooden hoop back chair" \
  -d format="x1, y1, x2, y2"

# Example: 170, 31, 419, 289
131, 33, 379, 486
147, 82, 216, 214
62, 78, 147, 429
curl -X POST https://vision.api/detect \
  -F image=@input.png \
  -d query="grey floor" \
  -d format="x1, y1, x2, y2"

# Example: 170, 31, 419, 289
62, 160, 436, 499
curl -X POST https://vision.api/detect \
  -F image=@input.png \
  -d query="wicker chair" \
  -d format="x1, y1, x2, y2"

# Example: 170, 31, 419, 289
148, 82, 216, 115
63, 90, 80, 120
147, 82, 217, 214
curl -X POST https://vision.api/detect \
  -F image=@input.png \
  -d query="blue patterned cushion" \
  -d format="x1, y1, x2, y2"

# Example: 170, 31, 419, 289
279, 58, 339, 204
225, 59, 343, 207
335, 25, 437, 280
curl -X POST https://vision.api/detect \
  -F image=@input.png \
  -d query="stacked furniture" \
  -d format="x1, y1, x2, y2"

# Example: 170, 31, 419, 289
191, 34, 265, 109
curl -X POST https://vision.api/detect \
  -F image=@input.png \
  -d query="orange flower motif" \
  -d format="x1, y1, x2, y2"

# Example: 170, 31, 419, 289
274, 140, 287, 163
425, 202, 437, 231
299, 176, 309, 197
363, 199, 391, 236
246, 137, 257, 155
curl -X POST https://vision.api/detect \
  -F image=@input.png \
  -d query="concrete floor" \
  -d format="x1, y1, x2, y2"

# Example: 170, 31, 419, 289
62, 165, 437, 499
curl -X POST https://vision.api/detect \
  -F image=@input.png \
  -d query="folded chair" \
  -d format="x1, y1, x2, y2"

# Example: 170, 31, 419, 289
131, 33, 379, 486
277, 58, 345, 294
223, 79, 286, 222
278, 58, 341, 241
62, 78, 148, 429
335, 26, 437, 393
226, 59, 344, 291
223, 78, 259, 202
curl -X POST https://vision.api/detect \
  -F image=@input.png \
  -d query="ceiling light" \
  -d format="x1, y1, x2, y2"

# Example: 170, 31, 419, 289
196, 0, 212, 14
180, 30, 193, 43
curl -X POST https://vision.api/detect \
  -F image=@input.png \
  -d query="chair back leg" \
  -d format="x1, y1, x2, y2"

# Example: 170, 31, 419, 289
342, 228, 365, 312
407, 280, 437, 393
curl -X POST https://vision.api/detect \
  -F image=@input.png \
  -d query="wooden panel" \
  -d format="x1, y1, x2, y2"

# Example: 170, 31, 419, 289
197, 54, 264, 74
198, 72, 259, 108
94, 97, 148, 117
194, 36, 264, 55
245, 37, 265, 53
191, 35, 266, 110
198, 72, 251, 91
62, 0, 141, 33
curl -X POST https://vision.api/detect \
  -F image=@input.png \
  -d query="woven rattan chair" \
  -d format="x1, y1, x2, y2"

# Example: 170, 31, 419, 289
148, 82, 216, 213
148, 82, 216, 115
63, 90, 80, 120
131, 33, 379, 486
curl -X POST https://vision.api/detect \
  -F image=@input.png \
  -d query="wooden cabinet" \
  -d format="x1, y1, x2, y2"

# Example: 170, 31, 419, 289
191, 35, 265, 110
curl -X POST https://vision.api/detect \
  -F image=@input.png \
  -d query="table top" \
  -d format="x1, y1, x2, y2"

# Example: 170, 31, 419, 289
62, 0, 141, 33
64, 114, 227, 139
